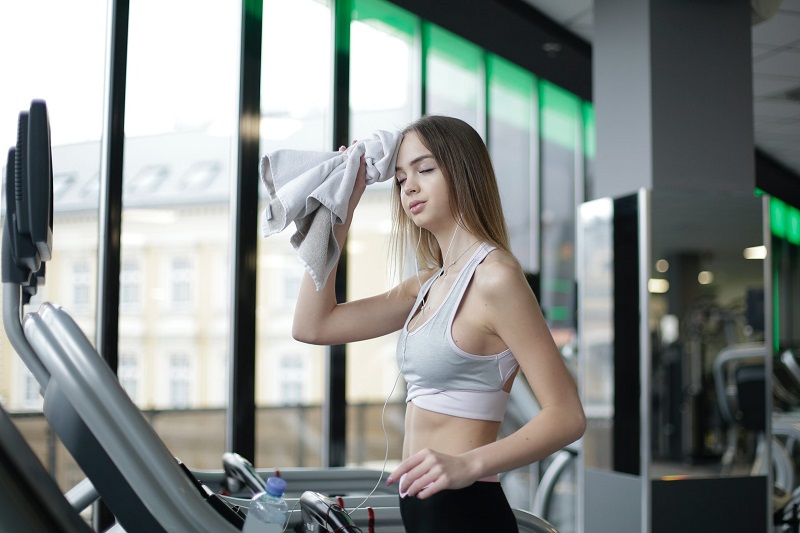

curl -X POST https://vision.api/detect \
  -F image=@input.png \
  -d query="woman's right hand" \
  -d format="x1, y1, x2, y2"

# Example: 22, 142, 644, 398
339, 142, 367, 222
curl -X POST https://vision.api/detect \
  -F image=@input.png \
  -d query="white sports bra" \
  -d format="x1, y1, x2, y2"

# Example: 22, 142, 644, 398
396, 243, 519, 422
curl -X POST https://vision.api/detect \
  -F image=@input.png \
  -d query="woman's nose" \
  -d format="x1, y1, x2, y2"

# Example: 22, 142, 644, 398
403, 177, 417, 194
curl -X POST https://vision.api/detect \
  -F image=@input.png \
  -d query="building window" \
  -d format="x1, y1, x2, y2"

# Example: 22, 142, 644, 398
118, 353, 138, 402
179, 161, 221, 190
169, 354, 191, 408
120, 259, 141, 312
20, 367, 40, 409
126, 165, 169, 195
72, 261, 90, 311
279, 354, 305, 405
170, 257, 193, 309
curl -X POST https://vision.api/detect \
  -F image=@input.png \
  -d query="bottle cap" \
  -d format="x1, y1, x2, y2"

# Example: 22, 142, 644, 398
265, 476, 287, 497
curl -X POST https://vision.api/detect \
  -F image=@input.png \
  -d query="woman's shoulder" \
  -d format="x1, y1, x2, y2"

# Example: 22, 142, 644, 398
397, 267, 439, 299
474, 248, 527, 296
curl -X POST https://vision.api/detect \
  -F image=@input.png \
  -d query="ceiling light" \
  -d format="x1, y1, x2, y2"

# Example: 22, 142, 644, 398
698, 271, 714, 285
743, 245, 767, 259
648, 279, 669, 293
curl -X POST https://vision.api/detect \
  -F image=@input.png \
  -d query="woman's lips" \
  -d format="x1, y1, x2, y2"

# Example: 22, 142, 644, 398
408, 200, 425, 214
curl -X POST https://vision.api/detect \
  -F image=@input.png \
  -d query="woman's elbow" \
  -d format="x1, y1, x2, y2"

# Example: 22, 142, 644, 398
566, 405, 587, 444
292, 320, 321, 344
573, 408, 587, 441
552, 403, 586, 446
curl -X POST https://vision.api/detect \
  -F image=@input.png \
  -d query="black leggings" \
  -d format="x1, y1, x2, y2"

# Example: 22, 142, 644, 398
398, 481, 519, 533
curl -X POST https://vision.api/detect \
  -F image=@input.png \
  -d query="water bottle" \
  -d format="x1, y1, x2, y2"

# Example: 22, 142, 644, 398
243, 476, 289, 533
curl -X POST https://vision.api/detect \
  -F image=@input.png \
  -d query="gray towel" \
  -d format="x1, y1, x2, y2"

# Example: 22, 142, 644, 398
261, 129, 402, 290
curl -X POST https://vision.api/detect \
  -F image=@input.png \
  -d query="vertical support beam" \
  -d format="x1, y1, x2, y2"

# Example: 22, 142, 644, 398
593, 0, 753, 200
227, 0, 262, 463
586, 1, 756, 532
324, 0, 351, 468
95, 4, 128, 528
418, 20, 429, 117
96, 0, 129, 374
477, 50, 488, 141
530, 77, 540, 275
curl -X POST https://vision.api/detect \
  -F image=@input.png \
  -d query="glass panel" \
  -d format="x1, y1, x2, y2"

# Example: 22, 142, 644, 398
578, 196, 617, 472
424, 24, 482, 132
0, 0, 107, 493
487, 54, 536, 272
261, 0, 332, 151
121, 0, 241, 469
579, 191, 642, 479
346, 0, 416, 469
539, 80, 581, 350
256, 0, 332, 468
0, 1, 106, 408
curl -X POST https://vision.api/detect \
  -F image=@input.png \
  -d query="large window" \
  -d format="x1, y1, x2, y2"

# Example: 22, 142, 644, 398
0, 0, 596, 509
0, 0, 108, 497
539, 80, 582, 348
119, 0, 241, 472
488, 54, 538, 272
424, 24, 483, 132
256, 0, 333, 468
346, 0, 418, 468
0, 1, 106, 410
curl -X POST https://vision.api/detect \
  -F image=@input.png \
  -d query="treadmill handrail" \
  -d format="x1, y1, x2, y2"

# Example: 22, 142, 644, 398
3, 282, 49, 389
23, 302, 240, 533
711, 343, 766, 425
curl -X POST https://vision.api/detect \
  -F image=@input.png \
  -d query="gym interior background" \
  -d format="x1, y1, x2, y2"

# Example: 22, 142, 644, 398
2, 0, 799, 531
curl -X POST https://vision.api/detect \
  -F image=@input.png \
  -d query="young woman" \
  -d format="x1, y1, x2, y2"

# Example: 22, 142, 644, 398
292, 115, 585, 532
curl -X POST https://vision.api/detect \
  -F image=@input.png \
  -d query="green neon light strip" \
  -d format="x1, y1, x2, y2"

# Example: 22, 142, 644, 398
788, 207, 800, 245
487, 54, 534, 131
353, 0, 416, 37
771, 197, 787, 239
769, 196, 800, 243
487, 54, 534, 95
539, 79, 580, 150
547, 306, 571, 321
425, 24, 481, 71
542, 278, 574, 293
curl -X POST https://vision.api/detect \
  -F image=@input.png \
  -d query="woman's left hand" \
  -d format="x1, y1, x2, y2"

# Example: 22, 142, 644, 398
386, 448, 479, 499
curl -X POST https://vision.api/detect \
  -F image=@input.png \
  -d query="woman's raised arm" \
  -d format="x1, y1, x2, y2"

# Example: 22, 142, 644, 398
292, 153, 420, 346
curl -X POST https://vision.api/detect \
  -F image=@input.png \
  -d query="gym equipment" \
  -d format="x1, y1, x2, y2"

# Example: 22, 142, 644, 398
0, 402, 105, 533
2, 99, 560, 532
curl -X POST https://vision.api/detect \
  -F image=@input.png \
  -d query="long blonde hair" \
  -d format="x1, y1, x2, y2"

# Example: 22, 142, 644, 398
389, 115, 510, 276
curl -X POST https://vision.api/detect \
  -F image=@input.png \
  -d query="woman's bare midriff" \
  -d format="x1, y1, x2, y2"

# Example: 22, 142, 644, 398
402, 401, 501, 458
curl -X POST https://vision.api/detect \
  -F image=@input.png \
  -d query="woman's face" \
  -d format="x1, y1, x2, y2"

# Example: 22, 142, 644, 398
395, 131, 452, 231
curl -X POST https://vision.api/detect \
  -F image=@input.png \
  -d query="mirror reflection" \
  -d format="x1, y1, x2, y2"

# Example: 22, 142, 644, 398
769, 196, 800, 525
649, 189, 764, 479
